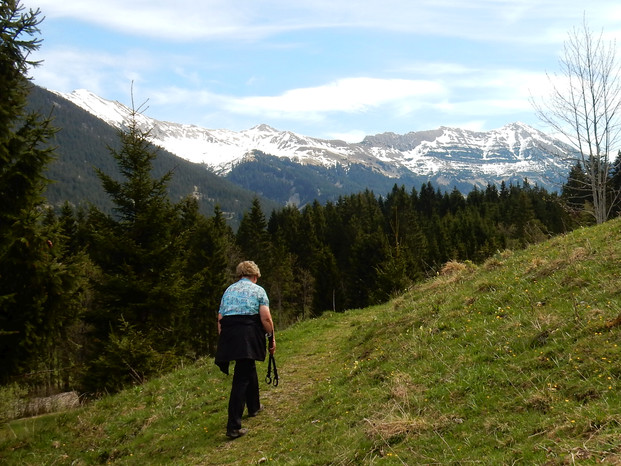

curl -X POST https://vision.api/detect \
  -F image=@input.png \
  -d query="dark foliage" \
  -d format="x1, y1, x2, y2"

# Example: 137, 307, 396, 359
0, 1, 88, 388
256, 180, 572, 319
80, 109, 231, 393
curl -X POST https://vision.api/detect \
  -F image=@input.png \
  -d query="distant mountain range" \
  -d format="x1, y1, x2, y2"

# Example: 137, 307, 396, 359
27, 86, 281, 225
32, 87, 576, 217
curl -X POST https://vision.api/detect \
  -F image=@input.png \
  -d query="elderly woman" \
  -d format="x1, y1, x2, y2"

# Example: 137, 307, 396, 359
215, 261, 276, 439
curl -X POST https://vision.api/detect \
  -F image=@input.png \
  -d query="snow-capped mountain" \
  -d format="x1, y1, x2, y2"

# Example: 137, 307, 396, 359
54, 89, 575, 196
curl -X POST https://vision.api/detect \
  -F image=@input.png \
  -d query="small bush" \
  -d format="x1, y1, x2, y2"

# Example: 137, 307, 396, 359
0, 383, 27, 422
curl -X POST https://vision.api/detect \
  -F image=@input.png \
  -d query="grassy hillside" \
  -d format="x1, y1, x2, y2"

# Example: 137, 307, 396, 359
2, 218, 621, 465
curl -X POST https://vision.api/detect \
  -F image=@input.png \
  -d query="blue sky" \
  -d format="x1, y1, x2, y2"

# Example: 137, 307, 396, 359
21, 0, 621, 142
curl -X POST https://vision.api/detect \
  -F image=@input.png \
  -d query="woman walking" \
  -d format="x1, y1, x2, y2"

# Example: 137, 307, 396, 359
215, 261, 276, 439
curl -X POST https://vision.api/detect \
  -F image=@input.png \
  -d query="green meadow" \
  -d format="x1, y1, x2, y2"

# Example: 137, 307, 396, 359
2, 218, 621, 465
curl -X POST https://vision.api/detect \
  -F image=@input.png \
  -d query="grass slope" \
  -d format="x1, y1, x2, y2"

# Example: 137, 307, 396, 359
2, 219, 621, 465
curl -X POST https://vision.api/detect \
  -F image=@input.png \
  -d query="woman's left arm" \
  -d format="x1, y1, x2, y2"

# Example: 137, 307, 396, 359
259, 305, 276, 354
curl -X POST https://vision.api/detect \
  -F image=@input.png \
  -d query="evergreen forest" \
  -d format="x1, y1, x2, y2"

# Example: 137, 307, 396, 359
2, 1, 621, 401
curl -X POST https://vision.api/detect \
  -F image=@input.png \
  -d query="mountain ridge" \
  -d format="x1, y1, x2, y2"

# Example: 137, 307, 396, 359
53, 89, 576, 198
28, 86, 281, 224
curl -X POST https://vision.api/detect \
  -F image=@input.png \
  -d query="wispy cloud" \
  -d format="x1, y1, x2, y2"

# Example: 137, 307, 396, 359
30, 0, 621, 43
143, 66, 547, 135
33, 46, 159, 97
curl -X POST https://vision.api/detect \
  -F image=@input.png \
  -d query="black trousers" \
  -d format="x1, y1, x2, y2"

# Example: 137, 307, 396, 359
227, 359, 260, 431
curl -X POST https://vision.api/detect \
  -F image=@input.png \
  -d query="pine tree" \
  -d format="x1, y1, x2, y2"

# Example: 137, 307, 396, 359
611, 152, 621, 191
376, 185, 425, 296
310, 245, 341, 313
0, 1, 85, 384
83, 103, 191, 392
297, 203, 341, 314
236, 197, 271, 264
267, 204, 302, 257
560, 162, 596, 226
610, 152, 621, 217
180, 200, 231, 355
266, 205, 308, 324
335, 191, 389, 309
264, 239, 299, 325
418, 182, 440, 217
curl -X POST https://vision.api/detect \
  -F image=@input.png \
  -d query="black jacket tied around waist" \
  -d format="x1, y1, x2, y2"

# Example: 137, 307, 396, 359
215, 314, 267, 375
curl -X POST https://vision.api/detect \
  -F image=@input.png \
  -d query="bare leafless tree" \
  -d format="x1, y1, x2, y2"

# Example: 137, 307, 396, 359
532, 17, 621, 224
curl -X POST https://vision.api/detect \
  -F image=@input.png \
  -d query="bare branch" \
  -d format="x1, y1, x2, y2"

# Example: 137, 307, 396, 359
532, 16, 621, 223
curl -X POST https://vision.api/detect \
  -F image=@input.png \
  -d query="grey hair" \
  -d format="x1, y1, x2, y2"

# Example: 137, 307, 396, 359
236, 260, 261, 278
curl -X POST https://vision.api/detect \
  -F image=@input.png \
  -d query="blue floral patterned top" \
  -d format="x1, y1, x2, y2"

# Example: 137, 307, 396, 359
219, 278, 269, 316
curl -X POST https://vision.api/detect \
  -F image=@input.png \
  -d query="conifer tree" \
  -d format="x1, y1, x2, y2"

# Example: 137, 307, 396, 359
610, 152, 621, 217
0, 1, 85, 384
418, 182, 439, 217
236, 197, 271, 264
297, 203, 341, 314
83, 103, 191, 392
376, 185, 425, 298
264, 240, 299, 324
266, 205, 308, 323
611, 152, 621, 191
180, 200, 231, 355
311, 245, 341, 313
267, 204, 302, 257
562, 162, 595, 225
334, 191, 389, 309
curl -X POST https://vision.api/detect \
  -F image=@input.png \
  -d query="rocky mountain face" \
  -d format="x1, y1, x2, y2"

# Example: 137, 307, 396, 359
53, 89, 576, 206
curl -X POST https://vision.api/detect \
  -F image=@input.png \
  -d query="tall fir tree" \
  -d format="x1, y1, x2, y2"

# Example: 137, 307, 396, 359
180, 200, 231, 355
236, 197, 271, 273
298, 203, 341, 314
562, 163, 591, 207
610, 152, 621, 217
83, 103, 191, 392
375, 185, 425, 299
0, 1, 85, 385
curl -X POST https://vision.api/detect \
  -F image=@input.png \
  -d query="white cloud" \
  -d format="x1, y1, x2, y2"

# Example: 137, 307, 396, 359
26, 0, 621, 43
148, 87, 225, 108
393, 62, 552, 121
31, 46, 159, 98
224, 77, 446, 119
